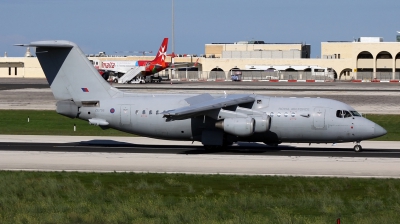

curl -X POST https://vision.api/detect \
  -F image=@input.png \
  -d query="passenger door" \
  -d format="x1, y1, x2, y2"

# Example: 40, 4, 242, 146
313, 107, 325, 129
120, 105, 131, 125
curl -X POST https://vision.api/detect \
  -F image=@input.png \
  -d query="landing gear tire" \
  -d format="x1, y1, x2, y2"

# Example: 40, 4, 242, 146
354, 145, 362, 152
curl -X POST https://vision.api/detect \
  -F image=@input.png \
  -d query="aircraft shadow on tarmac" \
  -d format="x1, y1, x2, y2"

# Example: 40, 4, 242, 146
1, 140, 399, 157
77, 139, 291, 154
74, 140, 399, 157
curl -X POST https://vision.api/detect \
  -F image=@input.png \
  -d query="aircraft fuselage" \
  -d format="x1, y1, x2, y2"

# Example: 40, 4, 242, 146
77, 94, 381, 144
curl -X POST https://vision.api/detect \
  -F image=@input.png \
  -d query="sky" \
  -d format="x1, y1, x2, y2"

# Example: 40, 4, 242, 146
1, 0, 399, 58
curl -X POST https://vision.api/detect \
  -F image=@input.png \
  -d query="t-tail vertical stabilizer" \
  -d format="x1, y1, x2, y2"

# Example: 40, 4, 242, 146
16, 40, 122, 103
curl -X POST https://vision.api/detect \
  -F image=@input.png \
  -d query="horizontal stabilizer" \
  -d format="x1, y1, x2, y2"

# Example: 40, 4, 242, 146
15, 40, 74, 48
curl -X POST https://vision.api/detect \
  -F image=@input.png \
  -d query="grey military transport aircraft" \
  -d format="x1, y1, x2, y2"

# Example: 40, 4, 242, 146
17, 40, 386, 152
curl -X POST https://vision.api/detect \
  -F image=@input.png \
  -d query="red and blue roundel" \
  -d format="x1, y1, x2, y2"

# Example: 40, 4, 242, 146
110, 108, 115, 113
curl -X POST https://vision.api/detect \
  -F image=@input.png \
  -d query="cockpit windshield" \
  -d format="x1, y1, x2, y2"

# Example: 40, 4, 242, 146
336, 110, 353, 118
350, 111, 361, 117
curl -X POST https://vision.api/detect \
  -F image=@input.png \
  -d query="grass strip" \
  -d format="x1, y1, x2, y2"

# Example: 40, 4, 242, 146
0, 110, 132, 136
0, 171, 399, 223
0, 110, 398, 140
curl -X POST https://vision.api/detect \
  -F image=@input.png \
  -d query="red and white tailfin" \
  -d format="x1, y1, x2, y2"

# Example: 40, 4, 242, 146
152, 38, 168, 63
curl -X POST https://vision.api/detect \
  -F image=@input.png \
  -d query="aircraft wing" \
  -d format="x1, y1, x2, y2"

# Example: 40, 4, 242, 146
162, 94, 255, 120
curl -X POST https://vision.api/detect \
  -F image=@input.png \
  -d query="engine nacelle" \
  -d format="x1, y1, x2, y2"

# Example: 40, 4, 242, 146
215, 117, 255, 137
253, 115, 271, 133
56, 100, 79, 118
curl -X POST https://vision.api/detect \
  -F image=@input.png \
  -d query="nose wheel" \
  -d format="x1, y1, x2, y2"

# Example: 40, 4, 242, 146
353, 142, 362, 152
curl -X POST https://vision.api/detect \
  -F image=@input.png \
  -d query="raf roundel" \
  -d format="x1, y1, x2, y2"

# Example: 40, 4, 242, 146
110, 108, 115, 114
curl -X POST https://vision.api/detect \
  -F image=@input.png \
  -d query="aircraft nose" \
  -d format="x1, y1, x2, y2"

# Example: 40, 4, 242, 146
374, 123, 387, 137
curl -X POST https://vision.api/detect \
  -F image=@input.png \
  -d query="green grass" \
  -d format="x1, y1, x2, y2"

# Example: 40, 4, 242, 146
0, 110, 132, 136
0, 110, 398, 141
364, 114, 400, 141
0, 171, 400, 223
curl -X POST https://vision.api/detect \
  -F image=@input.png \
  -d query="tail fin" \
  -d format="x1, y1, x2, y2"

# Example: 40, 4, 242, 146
152, 38, 168, 63
17, 40, 121, 102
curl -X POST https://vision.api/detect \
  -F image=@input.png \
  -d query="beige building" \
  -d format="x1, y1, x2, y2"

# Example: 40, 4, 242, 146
1, 37, 400, 81
202, 38, 400, 80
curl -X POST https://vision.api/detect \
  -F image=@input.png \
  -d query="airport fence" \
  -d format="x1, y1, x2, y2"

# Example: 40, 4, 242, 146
355, 72, 400, 81
166, 71, 335, 81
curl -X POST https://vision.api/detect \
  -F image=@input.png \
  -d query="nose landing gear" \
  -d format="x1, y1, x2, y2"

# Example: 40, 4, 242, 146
353, 141, 362, 152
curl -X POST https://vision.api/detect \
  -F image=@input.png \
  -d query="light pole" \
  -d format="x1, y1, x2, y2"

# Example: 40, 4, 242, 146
171, 0, 175, 79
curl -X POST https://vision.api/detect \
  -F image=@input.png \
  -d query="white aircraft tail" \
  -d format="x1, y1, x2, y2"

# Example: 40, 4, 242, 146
118, 67, 145, 83
17, 40, 122, 102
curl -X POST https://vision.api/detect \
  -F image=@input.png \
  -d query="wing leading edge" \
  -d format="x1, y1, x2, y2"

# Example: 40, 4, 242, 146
162, 94, 255, 120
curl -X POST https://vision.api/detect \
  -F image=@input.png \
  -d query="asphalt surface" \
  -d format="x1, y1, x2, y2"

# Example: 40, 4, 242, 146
2, 77, 400, 90
1, 141, 399, 158
0, 78, 399, 177
1, 78, 400, 113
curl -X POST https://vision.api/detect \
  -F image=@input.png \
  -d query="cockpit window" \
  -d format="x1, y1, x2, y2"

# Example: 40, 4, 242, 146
336, 110, 352, 118
350, 111, 361, 117
343, 110, 352, 118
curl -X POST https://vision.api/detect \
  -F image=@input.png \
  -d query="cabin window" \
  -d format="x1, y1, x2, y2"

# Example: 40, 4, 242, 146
284, 112, 288, 117
142, 110, 146, 114
257, 100, 262, 104
156, 110, 159, 115
277, 112, 281, 117
291, 112, 295, 117
270, 112, 274, 117
135, 110, 138, 114
149, 110, 152, 115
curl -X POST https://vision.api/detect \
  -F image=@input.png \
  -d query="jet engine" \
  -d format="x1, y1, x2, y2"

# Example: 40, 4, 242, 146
253, 114, 271, 133
215, 117, 255, 137
56, 100, 79, 118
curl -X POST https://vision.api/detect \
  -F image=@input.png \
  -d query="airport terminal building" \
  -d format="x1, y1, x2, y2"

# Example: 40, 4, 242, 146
1, 36, 400, 82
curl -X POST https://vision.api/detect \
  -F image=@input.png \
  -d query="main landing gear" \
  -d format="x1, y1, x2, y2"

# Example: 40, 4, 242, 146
353, 141, 362, 152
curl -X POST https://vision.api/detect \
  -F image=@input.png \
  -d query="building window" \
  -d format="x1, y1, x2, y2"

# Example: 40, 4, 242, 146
8, 67, 11, 75
14, 67, 17, 76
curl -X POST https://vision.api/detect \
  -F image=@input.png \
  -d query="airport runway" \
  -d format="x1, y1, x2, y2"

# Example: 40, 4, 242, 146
0, 79, 399, 177
1, 78, 400, 114
0, 135, 399, 178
